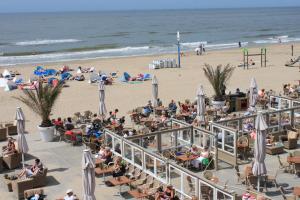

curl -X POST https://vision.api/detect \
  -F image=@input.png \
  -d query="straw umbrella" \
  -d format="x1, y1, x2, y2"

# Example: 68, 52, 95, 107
252, 112, 268, 192
98, 81, 107, 119
196, 85, 206, 122
152, 75, 158, 107
82, 149, 96, 200
15, 107, 28, 168
249, 78, 258, 111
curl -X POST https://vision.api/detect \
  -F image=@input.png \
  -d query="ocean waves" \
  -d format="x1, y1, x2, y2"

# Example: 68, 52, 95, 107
14, 39, 81, 46
0, 35, 299, 66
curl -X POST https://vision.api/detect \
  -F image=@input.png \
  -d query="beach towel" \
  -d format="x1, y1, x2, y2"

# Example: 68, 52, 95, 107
13, 76, 24, 85
143, 73, 151, 81
61, 72, 71, 81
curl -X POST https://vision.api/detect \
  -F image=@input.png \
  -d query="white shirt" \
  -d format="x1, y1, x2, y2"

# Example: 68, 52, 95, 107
64, 195, 76, 200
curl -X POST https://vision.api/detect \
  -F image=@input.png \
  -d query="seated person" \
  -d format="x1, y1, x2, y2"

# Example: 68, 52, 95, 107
96, 145, 106, 159
168, 100, 177, 114
179, 101, 189, 113
64, 117, 75, 131
18, 159, 43, 179
112, 157, 125, 178
106, 111, 113, 123
157, 98, 163, 107
155, 186, 165, 200
64, 189, 78, 200
54, 117, 64, 128
141, 106, 152, 117
92, 114, 102, 124
118, 116, 125, 125
160, 112, 168, 123
190, 145, 199, 156
222, 102, 230, 113
114, 143, 121, 154
102, 147, 113, 165
163, 185, 175, 200
112, 109, 119, 119
2, 138, 17, 156
191, 146, 210, 169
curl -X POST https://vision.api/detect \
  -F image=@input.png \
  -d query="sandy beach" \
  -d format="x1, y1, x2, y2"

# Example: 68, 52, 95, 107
1, 43, 299, 132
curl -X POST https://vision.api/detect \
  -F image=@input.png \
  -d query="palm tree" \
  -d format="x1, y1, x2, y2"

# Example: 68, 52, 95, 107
203, 64, 235, 101
14, 79, 63, 127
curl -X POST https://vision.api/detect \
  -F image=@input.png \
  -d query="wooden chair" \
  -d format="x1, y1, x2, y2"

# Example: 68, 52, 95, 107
279, 186, 297, 200
265, 170, 279, 190
234, 166, 247, 184
277, 155, 292, 173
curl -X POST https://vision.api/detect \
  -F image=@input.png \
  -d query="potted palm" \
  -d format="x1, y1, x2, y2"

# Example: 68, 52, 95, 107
15, 79, 63, 142
203, 64, 234, 109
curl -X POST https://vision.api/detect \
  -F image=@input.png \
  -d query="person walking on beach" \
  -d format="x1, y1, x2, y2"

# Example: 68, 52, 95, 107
238, 41, 242, 48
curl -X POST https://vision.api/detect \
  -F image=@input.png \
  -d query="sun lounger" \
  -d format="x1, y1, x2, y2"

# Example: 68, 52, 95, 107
285, 56, 300, 67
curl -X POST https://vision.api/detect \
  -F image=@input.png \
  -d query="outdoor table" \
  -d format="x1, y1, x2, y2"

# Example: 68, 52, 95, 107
294, 186, 300, 196
176, 154, 199, 168
265, 145, 284, 155
95, 166, 114, 182
128, 189, 151, 199
287, 156, 300, 164
154, 106, 167, 115
107, 176, 135, 196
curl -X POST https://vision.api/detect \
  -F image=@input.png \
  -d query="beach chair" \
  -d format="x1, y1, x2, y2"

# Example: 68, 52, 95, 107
131, 172, 147, 188
56, 127, 66, 142
7, 125, 18, 136
279, 186, 297, 200
0, 127, 7, 141
137, 175, 154, 190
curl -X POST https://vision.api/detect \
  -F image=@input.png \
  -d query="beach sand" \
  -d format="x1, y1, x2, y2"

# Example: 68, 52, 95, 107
0, 43, 299, 199
1, 43, 299, 132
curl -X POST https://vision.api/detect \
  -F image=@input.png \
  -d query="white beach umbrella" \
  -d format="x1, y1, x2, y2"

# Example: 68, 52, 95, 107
152, 75, 159, 107
82, 149, 96, 200
252, 112, 268, 191
15, 107, 28, 168
196, 85, 206, 122
249, 78, 258, 111
98, 81, 107, 118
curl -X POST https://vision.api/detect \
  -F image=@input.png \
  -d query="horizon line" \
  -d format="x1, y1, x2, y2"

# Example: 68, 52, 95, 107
0, 5, 299, 14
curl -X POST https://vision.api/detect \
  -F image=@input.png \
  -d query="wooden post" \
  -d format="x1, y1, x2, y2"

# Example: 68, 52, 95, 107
243, 50, 246, 69
246, 51, 249, 69
292, 45, 294, 57
264, 48, 267, 67
260, 49, 262, 67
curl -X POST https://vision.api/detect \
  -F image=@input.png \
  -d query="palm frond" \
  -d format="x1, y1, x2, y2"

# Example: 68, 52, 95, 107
203, 64, 235, 101
14, 80, 63, 127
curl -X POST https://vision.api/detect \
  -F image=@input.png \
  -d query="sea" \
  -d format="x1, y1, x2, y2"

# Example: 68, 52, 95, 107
0, 7, 300, 66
